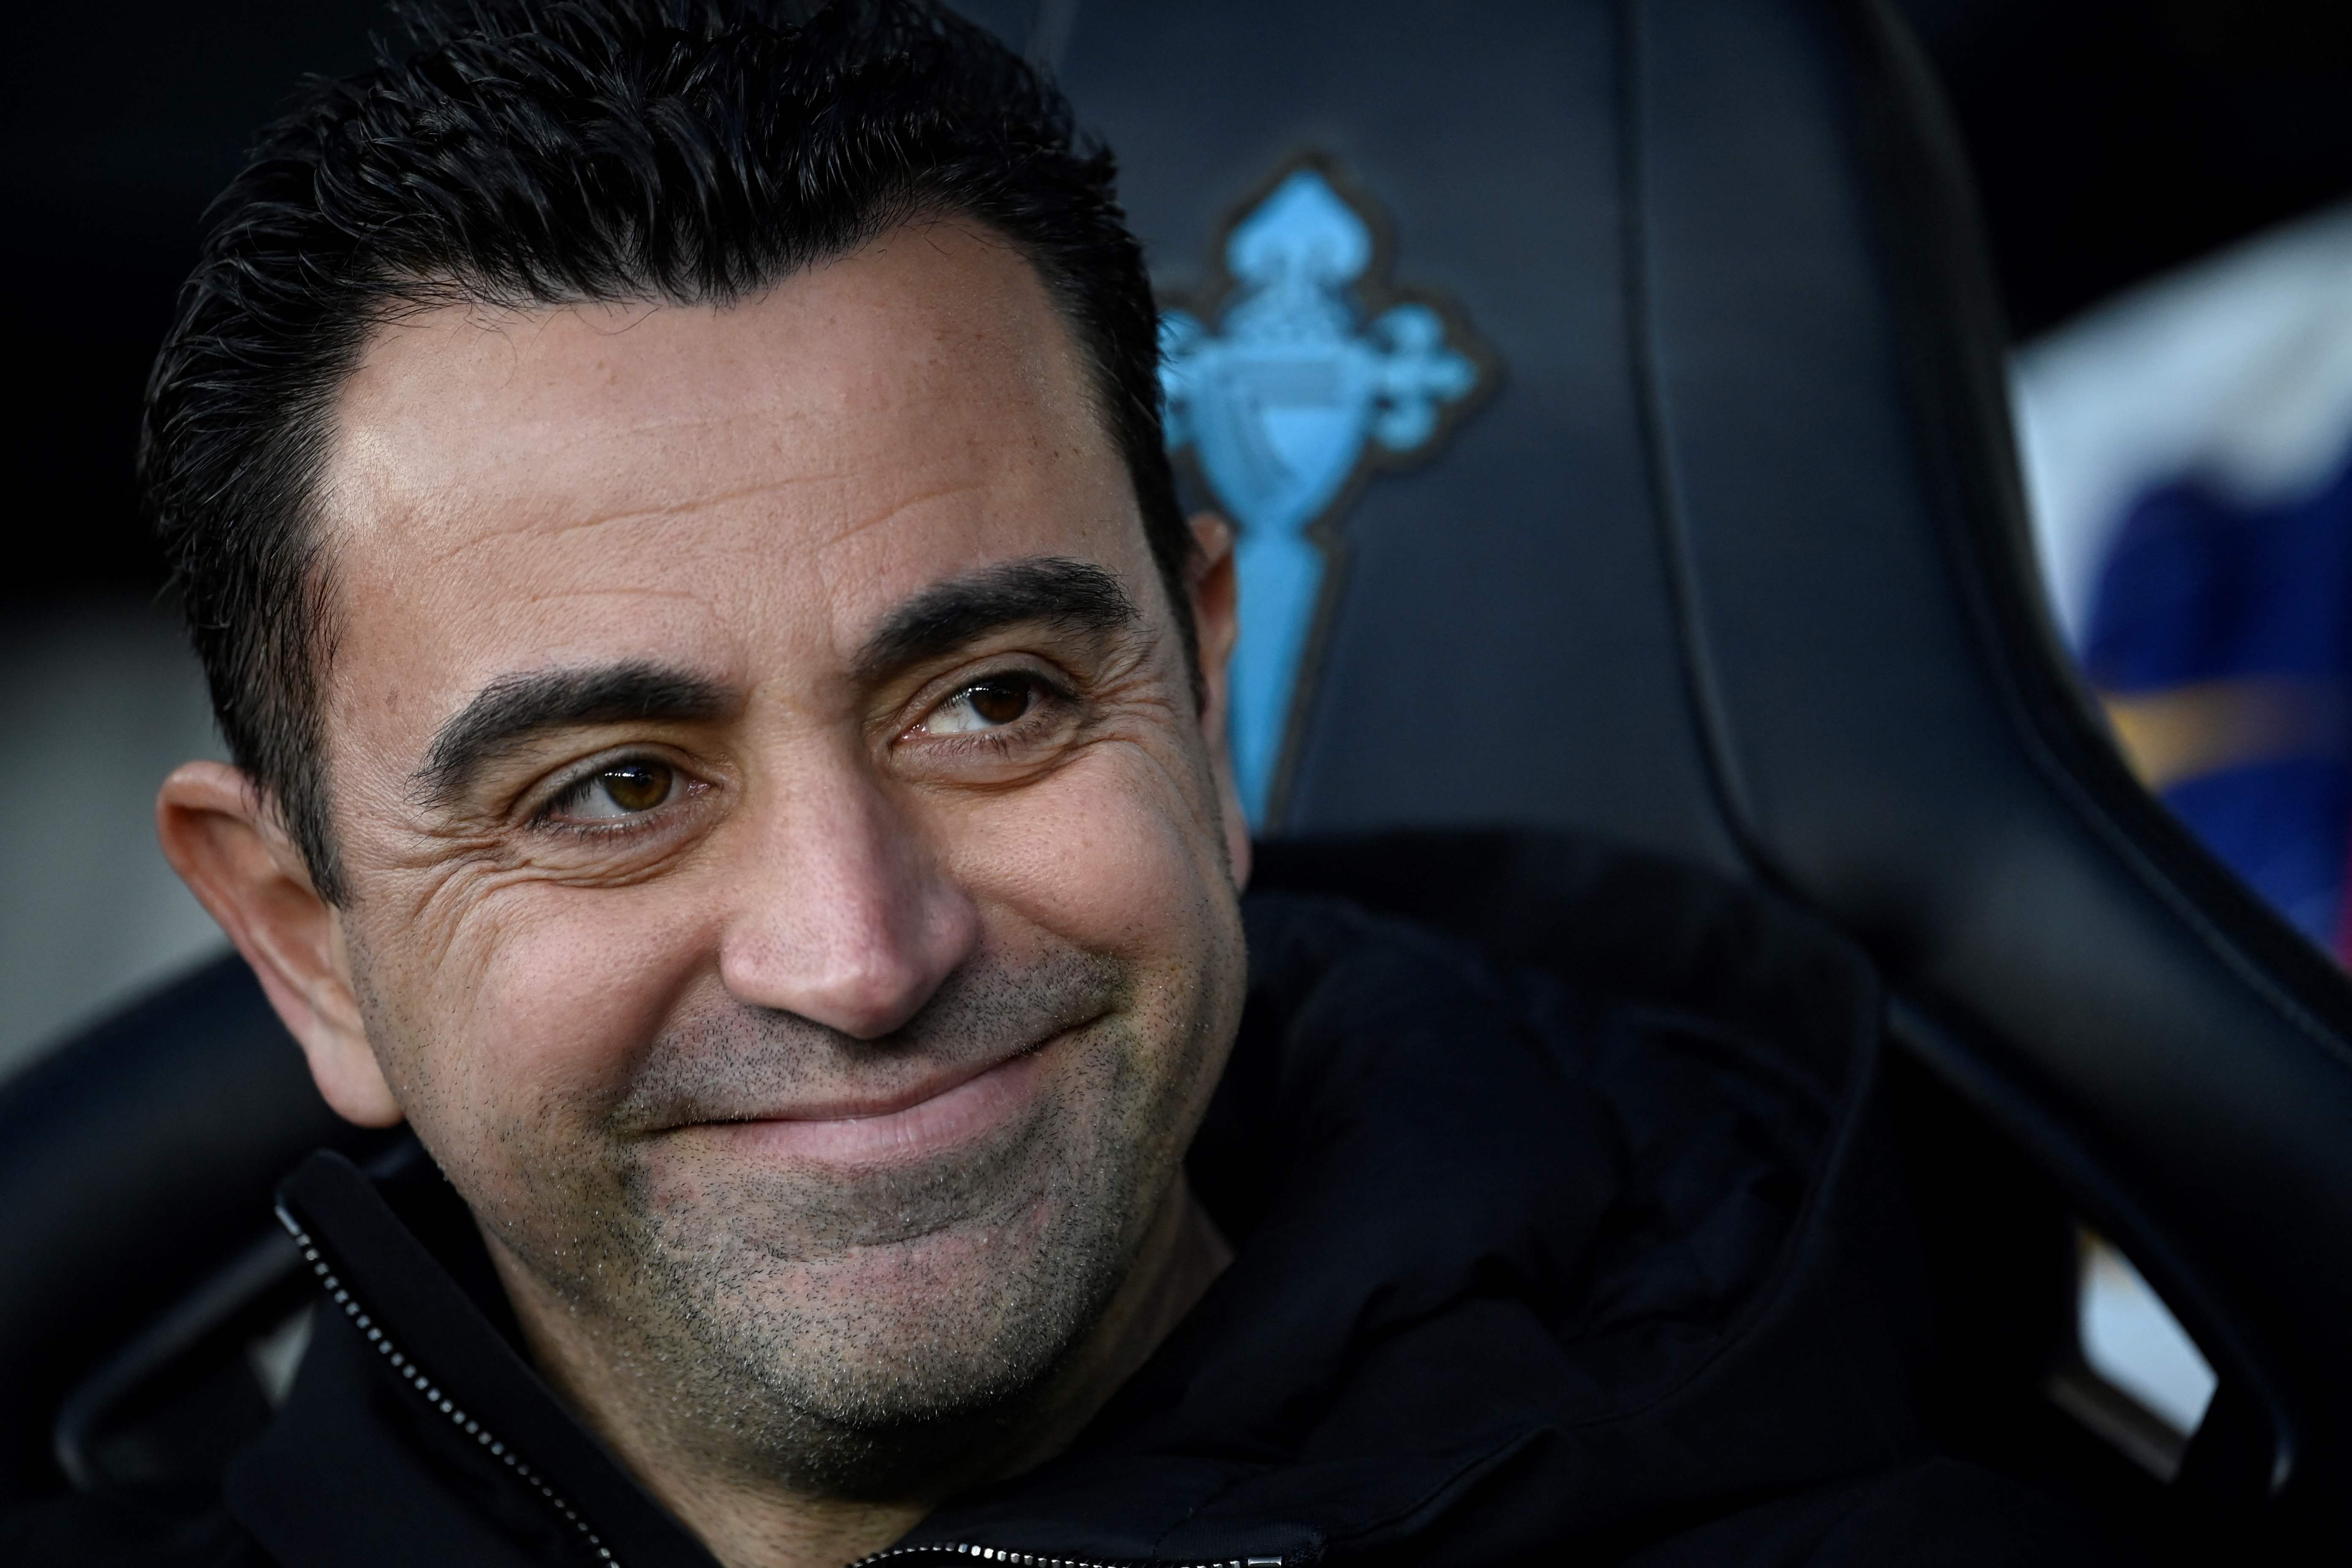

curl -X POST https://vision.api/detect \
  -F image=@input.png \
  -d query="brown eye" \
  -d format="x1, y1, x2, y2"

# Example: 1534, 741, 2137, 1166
557, 760, 678, 820
924, 675, 1040, 735
967, 679, 1031, 724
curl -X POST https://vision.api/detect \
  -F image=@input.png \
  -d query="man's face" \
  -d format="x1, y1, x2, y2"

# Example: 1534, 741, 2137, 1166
304, 223, 1247, 1486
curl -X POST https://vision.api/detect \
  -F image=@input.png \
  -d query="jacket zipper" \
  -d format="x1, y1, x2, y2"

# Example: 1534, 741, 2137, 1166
276, 1205, 624, 1567
851, 1549, 1289, 1568
282, 1208, 1293, 1568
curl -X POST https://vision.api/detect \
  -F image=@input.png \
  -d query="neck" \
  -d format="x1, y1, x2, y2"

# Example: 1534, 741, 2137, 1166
491, 1181, 1233, 1568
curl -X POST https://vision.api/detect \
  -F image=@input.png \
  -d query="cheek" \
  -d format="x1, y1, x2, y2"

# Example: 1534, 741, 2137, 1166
946, 751, 1247, 1181
942, 741, 1242, 996
362, 881, 713, 1161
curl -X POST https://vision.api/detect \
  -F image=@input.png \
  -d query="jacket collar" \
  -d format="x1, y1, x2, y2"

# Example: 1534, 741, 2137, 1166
237, 1142, 718, 1568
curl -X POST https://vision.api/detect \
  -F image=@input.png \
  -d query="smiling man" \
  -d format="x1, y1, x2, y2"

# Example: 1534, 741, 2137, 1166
146, 10, 1252, 1555
226, 235, 1253, 1554
11, 3, 2138, 1566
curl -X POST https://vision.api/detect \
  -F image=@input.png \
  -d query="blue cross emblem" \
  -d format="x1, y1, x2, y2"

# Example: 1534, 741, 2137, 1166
1160, 159, 1492, 825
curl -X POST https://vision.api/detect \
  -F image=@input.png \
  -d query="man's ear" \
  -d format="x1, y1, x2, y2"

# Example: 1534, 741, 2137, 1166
1185, 511, 1250, 889
156, 762, 404, 1127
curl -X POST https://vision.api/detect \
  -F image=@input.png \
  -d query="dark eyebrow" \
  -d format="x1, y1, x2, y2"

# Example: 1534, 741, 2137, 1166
852, 555, 1143, 685
416, 662, 737, 807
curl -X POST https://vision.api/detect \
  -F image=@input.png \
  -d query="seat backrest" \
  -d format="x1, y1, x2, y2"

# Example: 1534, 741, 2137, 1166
1049, 0, 2352, 1546
8, 0, 2351, 1551
0, 960, 395, 1505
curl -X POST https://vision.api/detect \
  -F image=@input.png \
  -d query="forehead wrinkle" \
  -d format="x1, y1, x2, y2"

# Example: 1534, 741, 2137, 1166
809, 476, 1001, 561
364, 471, 865, 577
326, 264, 1100, 609
340, 413, 1007, 582
802, 476, 1042, 676
342, 297, 1037, 518
504, 584, 713, 616
329, 379, 849, 565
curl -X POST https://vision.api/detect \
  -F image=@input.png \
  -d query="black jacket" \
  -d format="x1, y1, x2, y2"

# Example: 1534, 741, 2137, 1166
8, 835, 2123, 1566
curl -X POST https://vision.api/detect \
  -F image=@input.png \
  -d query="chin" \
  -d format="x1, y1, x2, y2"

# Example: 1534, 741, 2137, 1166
670, 1161, 1135, 1426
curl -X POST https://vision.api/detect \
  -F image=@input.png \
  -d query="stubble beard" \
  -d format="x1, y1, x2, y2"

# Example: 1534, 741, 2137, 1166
402, 947, 1217, 1502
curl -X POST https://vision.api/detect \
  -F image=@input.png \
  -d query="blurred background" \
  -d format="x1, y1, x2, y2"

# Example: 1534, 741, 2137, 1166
7, 1, 2352, 1084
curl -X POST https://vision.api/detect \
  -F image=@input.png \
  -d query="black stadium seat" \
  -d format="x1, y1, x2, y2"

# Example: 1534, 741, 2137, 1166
5, 0, 2350, 1556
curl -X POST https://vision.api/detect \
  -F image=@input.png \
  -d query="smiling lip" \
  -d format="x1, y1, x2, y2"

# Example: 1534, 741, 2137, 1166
700, 1045, 1051, 1166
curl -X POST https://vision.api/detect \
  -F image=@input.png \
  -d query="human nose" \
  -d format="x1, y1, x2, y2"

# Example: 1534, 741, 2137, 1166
716, 760, 980, 1040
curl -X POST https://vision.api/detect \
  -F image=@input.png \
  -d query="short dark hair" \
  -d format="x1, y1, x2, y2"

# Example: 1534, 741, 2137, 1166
142, 0, 1190, 903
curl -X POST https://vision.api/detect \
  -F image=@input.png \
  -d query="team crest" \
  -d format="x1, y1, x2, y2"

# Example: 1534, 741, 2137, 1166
1159, 155, 1496, 825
